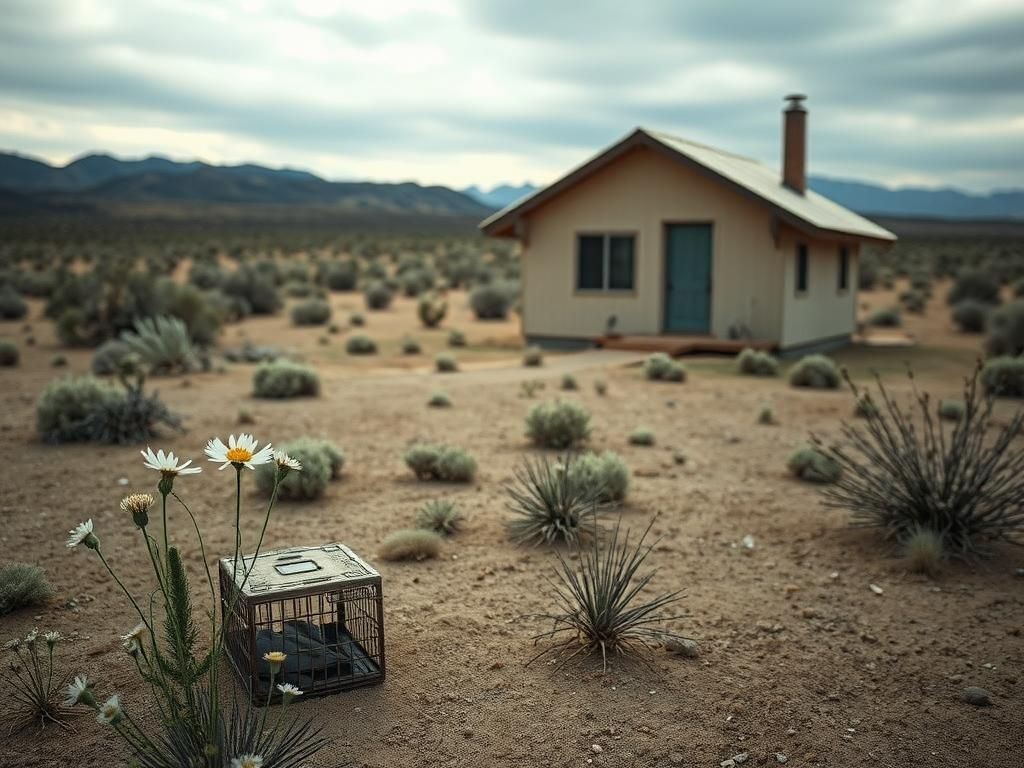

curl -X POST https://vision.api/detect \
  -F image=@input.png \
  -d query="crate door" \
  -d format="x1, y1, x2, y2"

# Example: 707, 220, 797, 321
663, 223, 712, 333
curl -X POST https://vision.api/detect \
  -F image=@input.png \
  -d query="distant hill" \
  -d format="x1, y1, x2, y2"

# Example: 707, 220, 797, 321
0, 151, 489, 218
462, 178, 1024, 220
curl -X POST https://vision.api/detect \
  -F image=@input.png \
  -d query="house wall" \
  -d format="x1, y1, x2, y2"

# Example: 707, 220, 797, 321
520, 145, 785, 342
778, 232, 859, 349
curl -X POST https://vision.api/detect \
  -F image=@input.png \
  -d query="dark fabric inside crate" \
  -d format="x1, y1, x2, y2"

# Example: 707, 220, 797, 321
255, 619, 379, 689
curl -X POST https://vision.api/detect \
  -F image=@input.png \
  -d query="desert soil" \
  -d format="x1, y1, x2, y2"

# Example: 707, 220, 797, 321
1, 285, 1021, 768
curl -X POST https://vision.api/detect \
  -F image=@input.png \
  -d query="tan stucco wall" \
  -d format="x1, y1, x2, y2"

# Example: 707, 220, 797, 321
778, 233, 858, 348
520, 145, 785, 342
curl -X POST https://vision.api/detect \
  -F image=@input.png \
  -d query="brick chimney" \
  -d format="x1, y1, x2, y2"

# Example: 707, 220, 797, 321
782, 94, 807, 194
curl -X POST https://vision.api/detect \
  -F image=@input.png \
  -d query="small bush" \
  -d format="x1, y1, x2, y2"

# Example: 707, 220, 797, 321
448, 329, 466, 347
435, 352, 458, 373
986, 299, 1024, 357
404, 444, 476, 482
417, 294, 447, 328
948, 270, 1000, 306
284, 280, 315, 299
0, 340, 19, 366
525, 400, 591, 449
867, 306, 901, 327
346, 334, 377, 355
415, 500, 464, 536
290, 298, 331, 326
51, 354, 67, 367
951, 300, 989, 333
364, 282, 393, 310
757, 406, 777, 425
91, 339, 132, 375
379, 529, 442, 561
86, 376, 182, 445
787, 445, 841, 483
428, 392, 452, 408
569, 451, 630, 503
222, 265, 282, 315
560, 374, 577, 391
0, 563, 54, 615
938, 399, 965, 421
980, 356, 1024, 397
506, 453, 601, 546
0, 286, 28, 320
400, 336, 421, 355
349, 311, 366, 327
594, 379, 607, 396
736, 348, 780, 376
324, 262, 358, 291
904, 527, 944, 577
252, 360, 320, 398
120, 315, 199, 375
255, 437, 343, 500
469, 282, 512, 320
523, 346, 543, 366
788, 354, 840, 389
629, 428, 655, 446
900, 289, 927, 314
644, 353, 686, 382
36, 376, 120, 443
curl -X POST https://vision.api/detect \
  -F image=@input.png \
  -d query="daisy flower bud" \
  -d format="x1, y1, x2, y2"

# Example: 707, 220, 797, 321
120, 493, 154, 529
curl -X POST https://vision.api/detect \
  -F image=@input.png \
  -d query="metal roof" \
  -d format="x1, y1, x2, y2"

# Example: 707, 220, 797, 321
480, 127, 896, 243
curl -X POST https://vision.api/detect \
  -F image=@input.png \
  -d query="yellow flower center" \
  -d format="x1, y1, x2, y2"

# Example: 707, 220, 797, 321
226, 447, 253, 463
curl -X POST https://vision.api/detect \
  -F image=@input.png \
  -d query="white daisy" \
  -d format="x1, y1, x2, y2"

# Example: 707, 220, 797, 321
273, 451, 302, 472
65, 675, 94, 707
66, 520, 96, 549
231, 755, 264, 768
24, 629, 38, 645
141, 447, 202, 476
96, 694, 123, 725
205, 434, 274, 471
44, 631, 61, 646
276, 683, 303, 699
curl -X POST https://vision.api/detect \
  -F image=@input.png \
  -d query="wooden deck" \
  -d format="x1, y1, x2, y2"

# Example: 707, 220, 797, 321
596, 335, 775, 356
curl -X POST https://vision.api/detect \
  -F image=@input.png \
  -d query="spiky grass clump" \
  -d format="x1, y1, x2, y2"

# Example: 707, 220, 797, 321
506, 453, 601, 546
938, 399, 965, 421
435, 352, 458, 373
569, 451, 630, 503
290, 298, 332, 326
0, 339, 19, 367
255, 438, 344, 500
120, 315, 199, 375
428, 392, 452, 408
523, 346, 543, 367
854, 394, 879, 418
628, 428, 655, 446
527, 520, 687, 671
815, 365, 1024, 558
345, 334, 378, 355
404, 443, 476, 482
0, 563, 54, 616
980, 356, 1024, 397
787, 445, 841, 484
788, 354, 840, 389
904, 526, 945, 577
415, 499, 465, 536
91, 339, 132, 375
252, 359, 320, 398
736, 348, 780, 377
525, 400, 591, 449
379, 528, 442, 561
3, 628, 69, 732
644, 353, 686, 382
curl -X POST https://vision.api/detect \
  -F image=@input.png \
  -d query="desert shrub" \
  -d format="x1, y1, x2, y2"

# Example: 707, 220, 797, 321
252, 360, 320, 398
0, 340, 18, 366
324, 261, 358, 291
523, 346, 543, 367
858, 259, 878, 290
0, 285, 28, 320
757, 406, 777, 425
435, 352, 458, 373
3, 626, 69, 731
417, 294, 447, 328
506, 453, 601, 546
364, 281, 393, 310
349, 311, 365, 327
187, 261, 223, 290
346, 334, 377, 355
980, 356, 1024, 397
91, 339, 133, 375
643, 353, 686, 382
400, 336, 421, 355
900, 289, 927, 314
736, 348, 779, 376
787, 445, 841, 483
290, 298, 331, 326
629, 428, 655, 446
448, 329, 466, 347
815, 367, 1024, 557
51, 354, 67, 367
985, 300, 1024, 357
1014, 277, 1024, 298
86, 372, 182, 445
560, 374, 578, 391
120, 315, 199, 374
0, 563, 54, 616
222, 342, 280, 364
594, 379, 607, 396
156, 281, 225, 346
525, 400, 591, 449
939, 399, 965, 421
379, 529, 442, 561
428, 392, 451, 408
284, 281, 315, 298
569, 451, 630, 503
415, 499, 464, 536
404, 444, 476, 482
788, 354, 840, 389
255, 438, 343, 500
867, 306, 901, 327
951, 300, 989, 333
947, 270, 1000, 306
222, 264, 282, 315
904, 527, 944, 577
469, 282, 512, 320
526, 520, 686, 671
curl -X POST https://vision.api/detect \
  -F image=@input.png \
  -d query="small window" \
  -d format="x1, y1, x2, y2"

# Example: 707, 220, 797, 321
576, 233, 635, 291
838, 246, 849, 291
796, 243, 809, 294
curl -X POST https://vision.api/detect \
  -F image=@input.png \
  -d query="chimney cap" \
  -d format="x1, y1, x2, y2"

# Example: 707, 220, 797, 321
784, 93, 807, 110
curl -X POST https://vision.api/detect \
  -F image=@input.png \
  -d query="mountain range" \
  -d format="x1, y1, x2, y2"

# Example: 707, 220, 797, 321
1, 150, 1021, 221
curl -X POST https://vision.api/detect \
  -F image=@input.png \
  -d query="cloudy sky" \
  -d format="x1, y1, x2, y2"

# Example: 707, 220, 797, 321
1, 0, 1022, 192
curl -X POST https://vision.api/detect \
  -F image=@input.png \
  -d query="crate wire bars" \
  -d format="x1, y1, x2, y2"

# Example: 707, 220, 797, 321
219, 543, 385, 703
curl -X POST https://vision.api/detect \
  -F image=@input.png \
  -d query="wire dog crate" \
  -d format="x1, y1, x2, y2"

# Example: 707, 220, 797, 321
219, 543, 385, 703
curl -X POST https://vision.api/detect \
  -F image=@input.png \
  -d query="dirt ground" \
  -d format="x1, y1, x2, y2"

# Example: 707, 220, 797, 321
1, 284, 1021, 768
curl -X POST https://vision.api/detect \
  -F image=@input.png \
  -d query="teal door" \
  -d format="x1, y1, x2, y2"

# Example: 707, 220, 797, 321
664, 224, 712, 333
